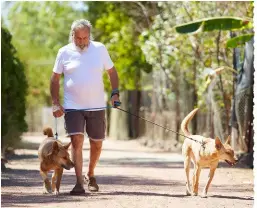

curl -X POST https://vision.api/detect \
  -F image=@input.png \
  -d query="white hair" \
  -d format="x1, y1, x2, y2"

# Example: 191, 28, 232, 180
69, 19, 93, 43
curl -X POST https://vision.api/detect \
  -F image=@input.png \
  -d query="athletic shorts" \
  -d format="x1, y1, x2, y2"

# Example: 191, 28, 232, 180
64, 110, 106, 141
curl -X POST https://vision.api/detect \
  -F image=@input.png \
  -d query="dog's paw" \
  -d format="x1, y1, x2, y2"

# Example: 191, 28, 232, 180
43, 183, 52, 194
201, 191, 208, 198
43, 189, 52, 194
192, 192, 198, 196
53, 190, 60, 196
186, 190, 192, 196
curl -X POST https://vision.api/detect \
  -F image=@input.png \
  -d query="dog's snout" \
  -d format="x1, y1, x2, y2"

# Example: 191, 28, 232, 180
62, 165, 71, 170
61, 162, 74, 170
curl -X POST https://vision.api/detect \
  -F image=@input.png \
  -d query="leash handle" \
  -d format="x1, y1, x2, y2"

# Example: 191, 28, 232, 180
55, 117, 58, 140
114, 101, 122, 108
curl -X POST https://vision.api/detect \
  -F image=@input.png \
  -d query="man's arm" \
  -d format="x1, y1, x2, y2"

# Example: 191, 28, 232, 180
50, 72, 64, 117
107, 66, 120, 107
107, 66, 119, 90
50, 72, 61, 104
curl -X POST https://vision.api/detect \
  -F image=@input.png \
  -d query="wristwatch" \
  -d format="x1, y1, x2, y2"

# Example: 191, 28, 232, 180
111, 89, 119, 98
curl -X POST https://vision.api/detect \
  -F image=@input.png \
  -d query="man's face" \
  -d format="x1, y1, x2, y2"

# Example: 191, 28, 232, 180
73, 27, 90, 50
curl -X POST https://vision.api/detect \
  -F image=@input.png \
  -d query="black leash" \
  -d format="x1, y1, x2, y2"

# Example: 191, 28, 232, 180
115, 106, 206, 147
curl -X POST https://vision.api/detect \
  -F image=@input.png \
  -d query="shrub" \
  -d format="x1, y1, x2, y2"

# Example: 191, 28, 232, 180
1, 26, 28, 153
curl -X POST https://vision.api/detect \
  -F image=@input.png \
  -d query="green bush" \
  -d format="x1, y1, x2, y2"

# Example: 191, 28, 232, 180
1, 26, 28, 152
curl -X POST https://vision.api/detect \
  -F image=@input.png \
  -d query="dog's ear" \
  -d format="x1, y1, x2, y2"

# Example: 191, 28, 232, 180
215, 136, 222, 150
47, 141, 59, 157
225, 135, 231, 145
52, 141, 59, 154
64, 142, 71, 150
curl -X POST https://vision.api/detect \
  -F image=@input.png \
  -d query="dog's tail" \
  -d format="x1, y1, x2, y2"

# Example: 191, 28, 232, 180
181, 108, 199, 137
43, 127, 54, 138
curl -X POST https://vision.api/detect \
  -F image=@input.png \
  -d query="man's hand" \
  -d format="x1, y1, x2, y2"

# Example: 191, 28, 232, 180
111, 94, 121, 108
52, 103, 65, 117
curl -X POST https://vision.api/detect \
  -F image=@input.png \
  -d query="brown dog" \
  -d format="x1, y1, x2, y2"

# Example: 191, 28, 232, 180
38, 127, 74, 195
181, 108, 238, 197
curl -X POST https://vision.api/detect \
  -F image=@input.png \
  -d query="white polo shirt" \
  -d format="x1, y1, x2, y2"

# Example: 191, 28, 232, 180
53, 41, 114, 110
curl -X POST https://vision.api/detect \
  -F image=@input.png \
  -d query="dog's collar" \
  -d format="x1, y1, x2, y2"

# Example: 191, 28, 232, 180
187, 136, 207, 147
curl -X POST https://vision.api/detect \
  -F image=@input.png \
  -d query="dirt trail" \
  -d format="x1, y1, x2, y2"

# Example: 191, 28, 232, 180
1, 135, 254, 208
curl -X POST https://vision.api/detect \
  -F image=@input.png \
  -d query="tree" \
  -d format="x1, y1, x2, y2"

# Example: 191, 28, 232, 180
8, 2, 86, 107
140, 2, 252, 143
174, 3, 254, 167
1, 26, 28, 152
7, 2, 87, 131
85, 2, 154, 139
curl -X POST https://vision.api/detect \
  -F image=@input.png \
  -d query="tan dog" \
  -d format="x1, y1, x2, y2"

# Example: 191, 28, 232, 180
38, 127, 74, 195
181, 108, 238, 197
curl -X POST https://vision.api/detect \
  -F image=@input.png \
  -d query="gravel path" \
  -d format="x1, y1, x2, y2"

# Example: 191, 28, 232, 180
1, 135, 254, 208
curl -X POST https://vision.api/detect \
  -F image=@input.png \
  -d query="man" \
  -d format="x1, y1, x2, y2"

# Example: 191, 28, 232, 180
50, 19, 120, 195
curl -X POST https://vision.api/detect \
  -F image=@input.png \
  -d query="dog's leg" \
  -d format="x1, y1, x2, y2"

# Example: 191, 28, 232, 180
184, 155, 192, 195
40, 169, 52, 194
202, 167, 216, 198
192, 165, 201, 196
51, 170, 57, 194
54, 168, 63, 195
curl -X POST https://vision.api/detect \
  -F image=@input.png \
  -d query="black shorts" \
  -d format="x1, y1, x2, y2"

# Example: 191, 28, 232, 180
64, 110, 106, 141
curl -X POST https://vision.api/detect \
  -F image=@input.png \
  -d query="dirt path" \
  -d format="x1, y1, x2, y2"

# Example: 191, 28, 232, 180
1, 135, 254, 208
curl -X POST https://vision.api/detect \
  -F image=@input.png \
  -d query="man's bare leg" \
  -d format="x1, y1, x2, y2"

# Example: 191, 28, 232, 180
87, 139, 102, 177
86, 139, 102, 192
70, 134, 85, 194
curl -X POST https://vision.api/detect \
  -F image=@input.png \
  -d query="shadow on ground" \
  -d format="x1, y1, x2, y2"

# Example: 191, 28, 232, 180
2, 139, 253, 207
94, 191, 187, 198
1, 192, 96, 207
1, 168, 184, 188
210, 195, 253, 200
98, 157, 185, 169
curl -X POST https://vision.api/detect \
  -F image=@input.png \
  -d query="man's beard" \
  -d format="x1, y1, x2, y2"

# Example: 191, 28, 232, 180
78, 44, 86, 50
74, 42, 89, 51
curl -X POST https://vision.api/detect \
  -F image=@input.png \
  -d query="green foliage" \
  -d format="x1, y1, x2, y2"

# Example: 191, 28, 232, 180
175, 17, 252, 34
175, 15, 253, 49
1, 26, 28, 150
226, 34, 254, 48
8, 2, 85, 107
7, 1, 153, 107
86, 2, 152, 92
140, 1, 251, 114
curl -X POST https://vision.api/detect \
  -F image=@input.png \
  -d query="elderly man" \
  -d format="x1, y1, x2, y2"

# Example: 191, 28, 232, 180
50, 19, 120, 195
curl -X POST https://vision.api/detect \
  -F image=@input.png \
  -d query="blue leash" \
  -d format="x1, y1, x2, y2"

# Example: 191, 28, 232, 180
64, 106, 113, 113
64, 101, 121, 113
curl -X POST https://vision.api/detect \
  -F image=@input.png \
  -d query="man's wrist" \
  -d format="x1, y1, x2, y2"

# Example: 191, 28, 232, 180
111, 89, 119, 98
52, 104, 61, 112
52, 99, 60, 105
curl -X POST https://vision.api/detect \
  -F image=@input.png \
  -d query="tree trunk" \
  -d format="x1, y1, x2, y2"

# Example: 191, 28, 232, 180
175, 70, 180, 142
192, 59, 198, 135
216, 30, 230, 135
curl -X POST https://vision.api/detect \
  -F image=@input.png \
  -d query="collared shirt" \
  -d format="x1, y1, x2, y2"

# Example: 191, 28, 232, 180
53, 41, 114, 110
